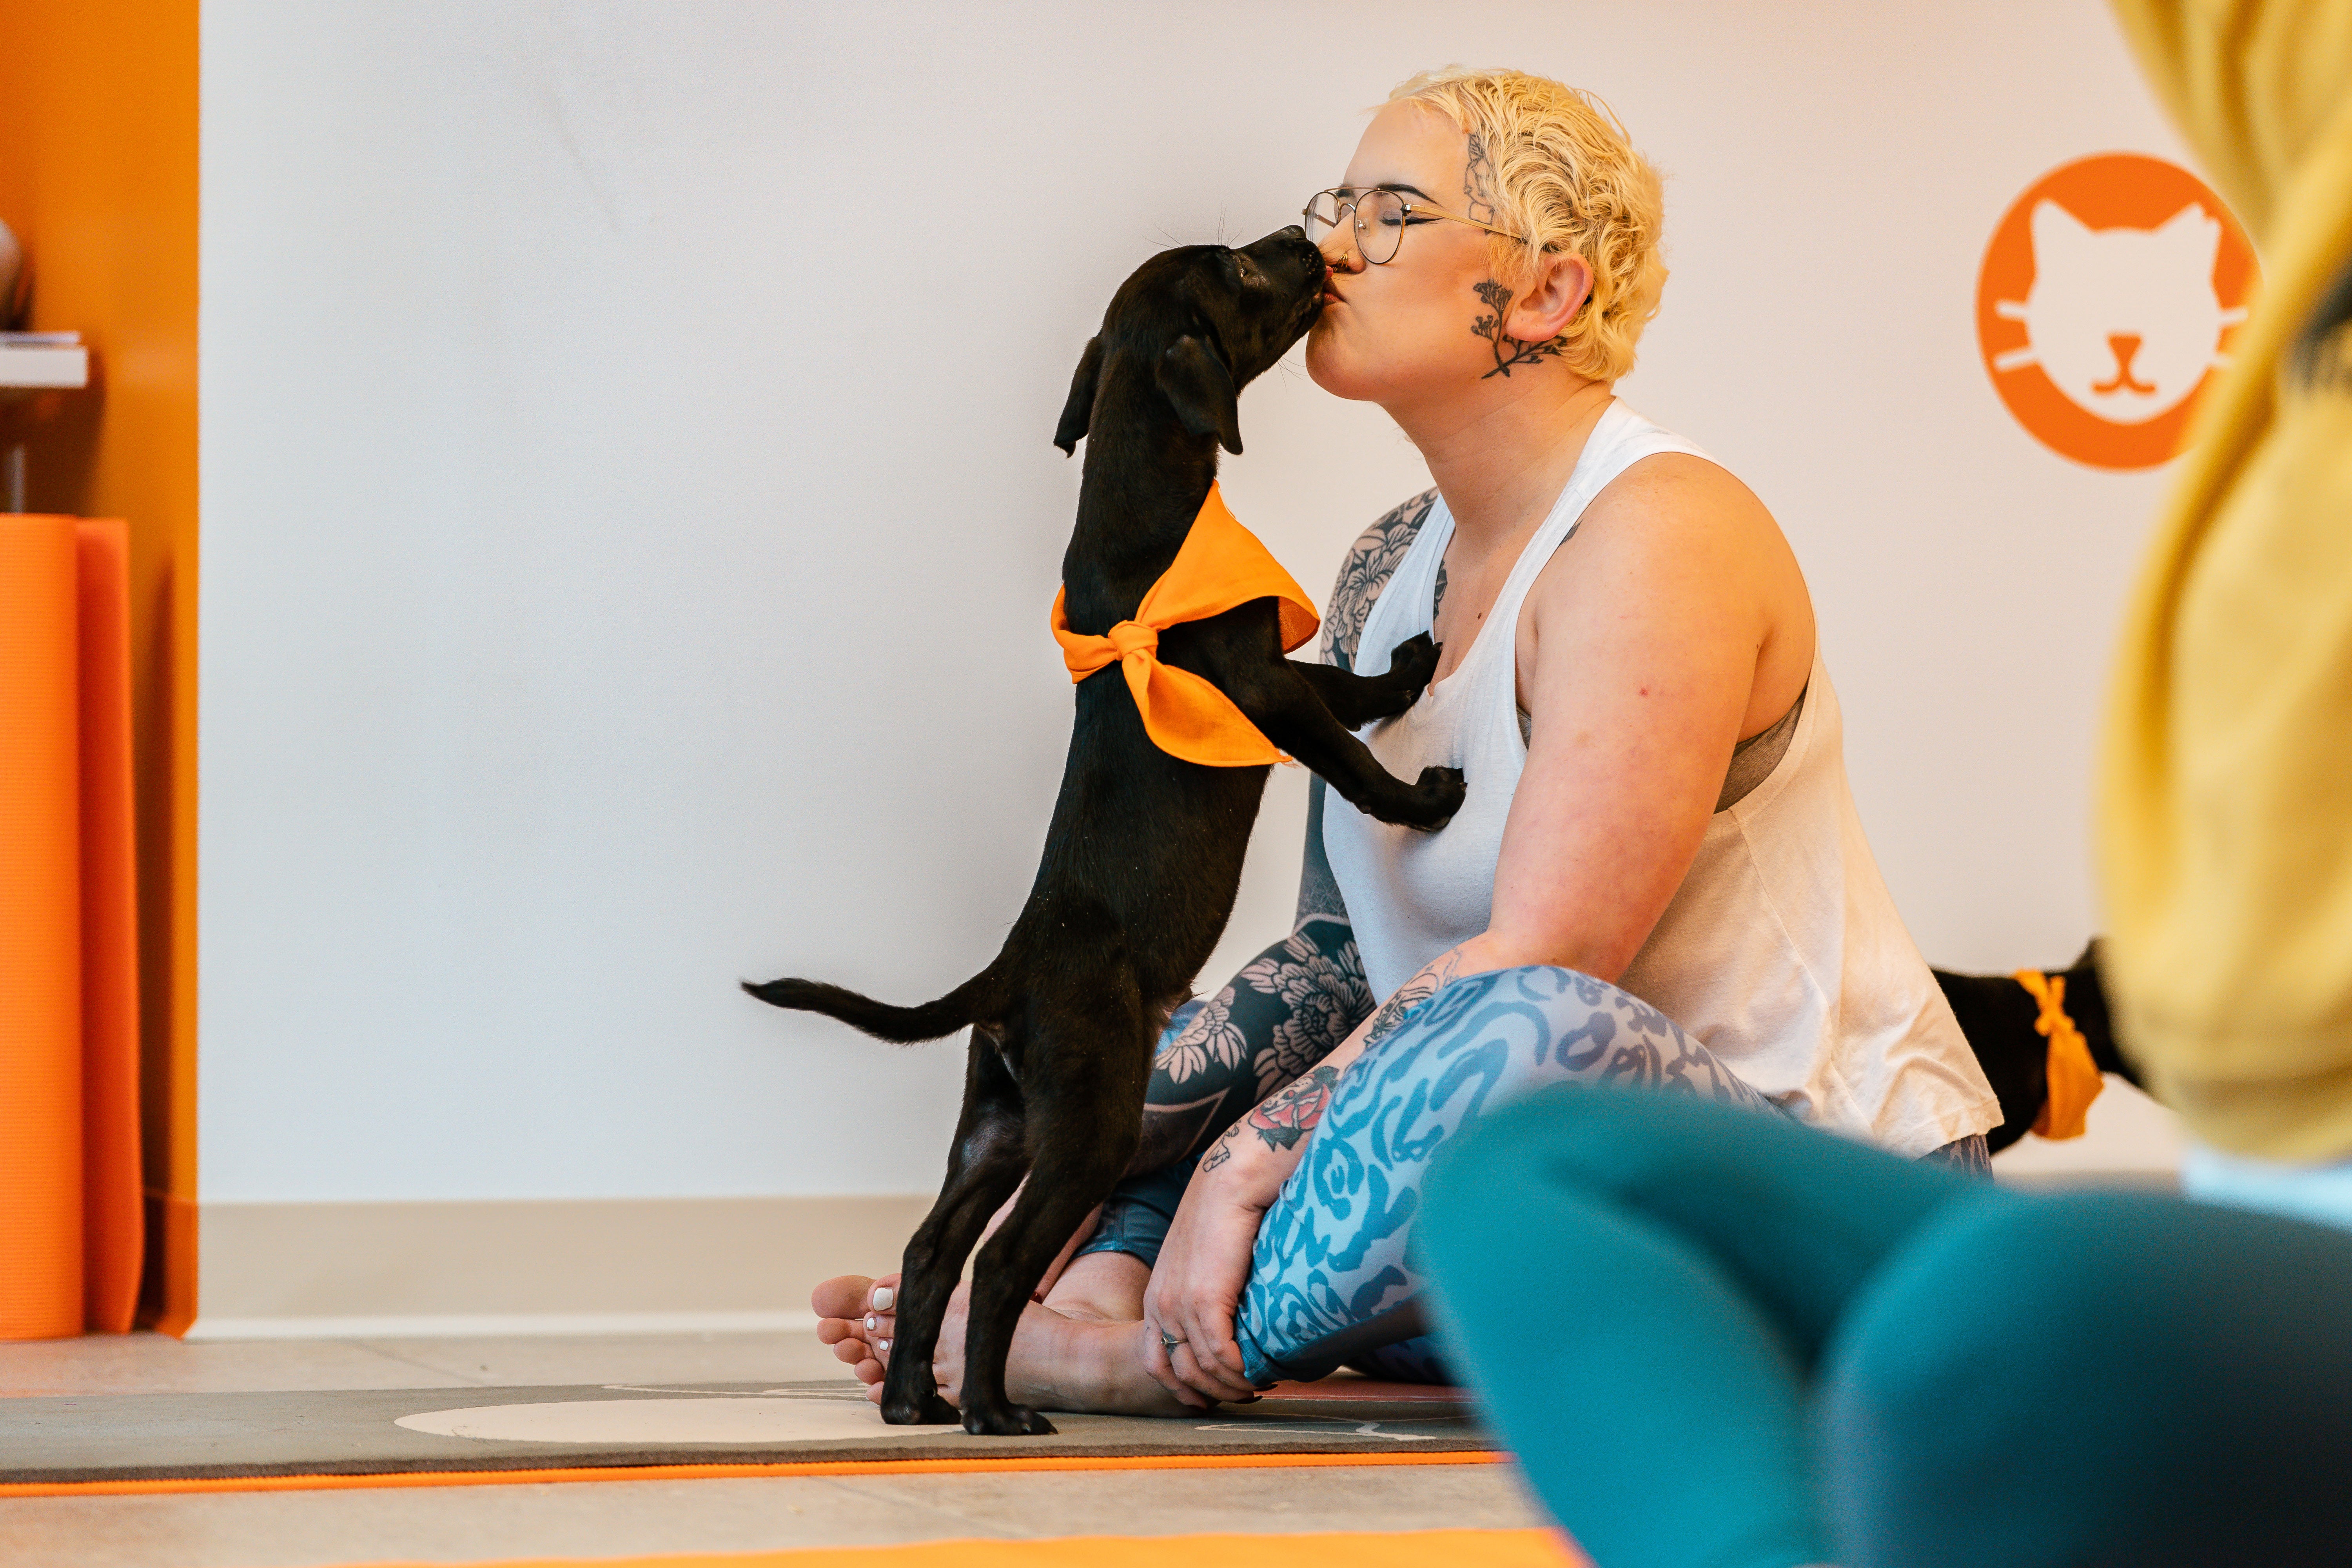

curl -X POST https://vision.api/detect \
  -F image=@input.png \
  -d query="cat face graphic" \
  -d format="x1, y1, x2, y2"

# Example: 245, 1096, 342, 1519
1992, 200, 2246, 425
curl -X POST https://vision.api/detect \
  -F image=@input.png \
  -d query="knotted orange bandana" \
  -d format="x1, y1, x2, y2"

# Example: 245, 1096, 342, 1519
1051, 484, 1319, 767
2017, 968, 2106, 1140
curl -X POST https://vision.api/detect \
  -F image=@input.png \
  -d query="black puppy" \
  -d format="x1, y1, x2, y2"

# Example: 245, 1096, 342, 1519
746, 227, 1463, 1436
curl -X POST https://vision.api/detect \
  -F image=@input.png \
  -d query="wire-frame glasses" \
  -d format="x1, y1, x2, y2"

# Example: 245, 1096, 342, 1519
1302, 187, 1530, 264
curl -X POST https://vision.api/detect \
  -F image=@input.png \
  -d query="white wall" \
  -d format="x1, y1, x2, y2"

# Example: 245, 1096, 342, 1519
201, 0, 2193, 1205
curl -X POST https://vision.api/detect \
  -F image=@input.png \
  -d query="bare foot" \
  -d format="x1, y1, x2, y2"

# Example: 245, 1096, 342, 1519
935, 1282, 1201, 1417
812, 1273, 895, 1391
811, 1191, 1101, 1396
810, 1259, 1204, 1417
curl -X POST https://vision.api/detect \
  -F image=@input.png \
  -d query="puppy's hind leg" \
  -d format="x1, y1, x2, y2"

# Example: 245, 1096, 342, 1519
880, 1036, 1029, 1427
955, 999, 1151, 1435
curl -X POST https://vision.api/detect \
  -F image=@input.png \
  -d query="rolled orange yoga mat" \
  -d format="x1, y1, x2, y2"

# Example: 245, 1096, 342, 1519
0, 514, 84, 1341
77, 520, 143, 1334
0, 515, 142, 1341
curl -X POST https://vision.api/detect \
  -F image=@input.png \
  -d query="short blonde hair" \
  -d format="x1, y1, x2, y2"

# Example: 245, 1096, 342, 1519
1387, 67, 1667, 382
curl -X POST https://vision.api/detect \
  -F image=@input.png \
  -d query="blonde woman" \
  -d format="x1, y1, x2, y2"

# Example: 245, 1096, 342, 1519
816, 67, 1998, 1416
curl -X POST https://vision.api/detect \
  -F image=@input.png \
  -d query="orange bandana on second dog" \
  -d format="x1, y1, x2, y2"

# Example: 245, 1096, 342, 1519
1051, 484, 1319, 767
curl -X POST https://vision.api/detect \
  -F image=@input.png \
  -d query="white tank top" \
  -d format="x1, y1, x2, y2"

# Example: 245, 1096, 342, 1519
1323, 401, 1998, 1154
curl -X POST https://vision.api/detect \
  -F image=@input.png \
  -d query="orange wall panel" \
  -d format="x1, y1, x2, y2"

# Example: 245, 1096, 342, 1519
0, 0, 200, 1333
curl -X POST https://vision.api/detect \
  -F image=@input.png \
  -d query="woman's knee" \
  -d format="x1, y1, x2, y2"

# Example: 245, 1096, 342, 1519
1362, 962, 1770, 1116
1423, 1084, 1793, 1237
1820, 1191, 2352, 1565
1236, 973, 1773, 1388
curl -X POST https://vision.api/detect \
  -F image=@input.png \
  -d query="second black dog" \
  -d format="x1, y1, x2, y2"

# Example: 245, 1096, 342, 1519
746, 226, 1463, 1435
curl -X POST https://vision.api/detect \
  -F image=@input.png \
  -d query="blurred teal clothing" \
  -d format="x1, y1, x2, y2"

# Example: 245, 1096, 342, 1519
1418, 1087, 2352, 1568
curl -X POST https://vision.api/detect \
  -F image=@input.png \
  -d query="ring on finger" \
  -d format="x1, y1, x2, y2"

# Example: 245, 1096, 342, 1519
1160, 1331, 1186, 1352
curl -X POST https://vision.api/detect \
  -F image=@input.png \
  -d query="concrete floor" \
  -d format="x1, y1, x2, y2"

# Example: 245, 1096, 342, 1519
0, 1332, 1546, 1567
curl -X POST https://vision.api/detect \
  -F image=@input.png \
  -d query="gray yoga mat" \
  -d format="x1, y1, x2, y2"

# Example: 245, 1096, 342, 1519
0, 1379, 1492, 1484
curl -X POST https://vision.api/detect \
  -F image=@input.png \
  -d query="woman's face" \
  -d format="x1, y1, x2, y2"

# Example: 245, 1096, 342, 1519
1305, 102, 1515, 406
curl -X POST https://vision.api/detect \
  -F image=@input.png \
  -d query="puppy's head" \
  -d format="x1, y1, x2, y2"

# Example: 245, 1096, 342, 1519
1055, 225, 1327, 458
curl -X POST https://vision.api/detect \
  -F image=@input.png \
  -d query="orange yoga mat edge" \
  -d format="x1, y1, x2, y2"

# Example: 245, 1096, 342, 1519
343, 1527, 1582, 1568
0, 1448, 1510, 1499
0, 515, 85, 1341
77, 519, 143, 1333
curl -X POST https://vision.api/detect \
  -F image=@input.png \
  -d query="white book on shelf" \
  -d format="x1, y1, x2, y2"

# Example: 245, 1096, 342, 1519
0, 341, 89, 389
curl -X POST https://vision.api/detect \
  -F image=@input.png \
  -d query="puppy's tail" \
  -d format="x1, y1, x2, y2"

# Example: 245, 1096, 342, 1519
740, 968, 1003, 1044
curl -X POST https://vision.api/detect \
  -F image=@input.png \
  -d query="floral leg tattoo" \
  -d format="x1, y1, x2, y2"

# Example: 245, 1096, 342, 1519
1133, 917, 1372, 1176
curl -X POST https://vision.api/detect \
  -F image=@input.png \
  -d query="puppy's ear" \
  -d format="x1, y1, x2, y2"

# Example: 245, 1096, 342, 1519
1156, 336, 1242, 455
1053, 336, 1105, 456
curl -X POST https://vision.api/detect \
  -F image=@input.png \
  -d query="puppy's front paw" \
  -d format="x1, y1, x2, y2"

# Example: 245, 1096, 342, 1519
1384, 632, 1442, 698
884, 1392, 961, 1426
1406, 766, 1466, 831
964, 1401, 1057, 1437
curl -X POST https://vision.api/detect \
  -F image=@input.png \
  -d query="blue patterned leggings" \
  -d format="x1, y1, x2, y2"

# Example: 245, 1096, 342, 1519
1078, 962, 1783, 1385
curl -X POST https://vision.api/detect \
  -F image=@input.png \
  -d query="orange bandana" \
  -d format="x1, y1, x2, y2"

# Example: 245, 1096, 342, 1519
1051, 484, 1320, 768
2016, 969, 2106, 1140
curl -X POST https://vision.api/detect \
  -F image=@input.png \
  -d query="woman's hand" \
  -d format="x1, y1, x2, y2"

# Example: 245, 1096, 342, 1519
1138, 1056, 1363, 1403
1140, 1154, 1273, 1406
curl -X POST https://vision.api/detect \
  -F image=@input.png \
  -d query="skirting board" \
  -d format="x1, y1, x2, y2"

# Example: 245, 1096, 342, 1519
192, 1194, 932, 1338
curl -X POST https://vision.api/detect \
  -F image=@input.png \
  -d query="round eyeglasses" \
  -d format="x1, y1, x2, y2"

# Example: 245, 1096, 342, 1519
1302, 187, 1530, 265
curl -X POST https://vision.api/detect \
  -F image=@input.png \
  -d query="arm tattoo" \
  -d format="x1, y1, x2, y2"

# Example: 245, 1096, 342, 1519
1463, 132, 1499, 227
1362, 949, 1467, 1050
1295, 777, 1351, 927
1198, 1063, 1342, 1174
1471, 280, 1570, 379
1290, 493, 1438, 996
1323, 491, 1439, 670
1243, 1065, 1340, 1152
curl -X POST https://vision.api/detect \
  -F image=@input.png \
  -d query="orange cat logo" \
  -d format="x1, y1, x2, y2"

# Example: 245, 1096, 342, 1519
1976, 153, 2259, 470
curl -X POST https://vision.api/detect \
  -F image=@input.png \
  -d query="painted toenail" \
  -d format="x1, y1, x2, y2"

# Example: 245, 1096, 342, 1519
878, 1338, 891, 1355
872, 1286, 894, 1310
864, 1314, 878, 1332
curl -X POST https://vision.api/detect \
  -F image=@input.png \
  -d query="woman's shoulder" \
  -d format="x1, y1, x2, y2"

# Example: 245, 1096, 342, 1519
1323, 488, 1440, 670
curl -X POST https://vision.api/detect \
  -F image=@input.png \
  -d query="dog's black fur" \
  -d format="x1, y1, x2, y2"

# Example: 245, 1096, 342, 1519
745, 227, 1465, 1436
